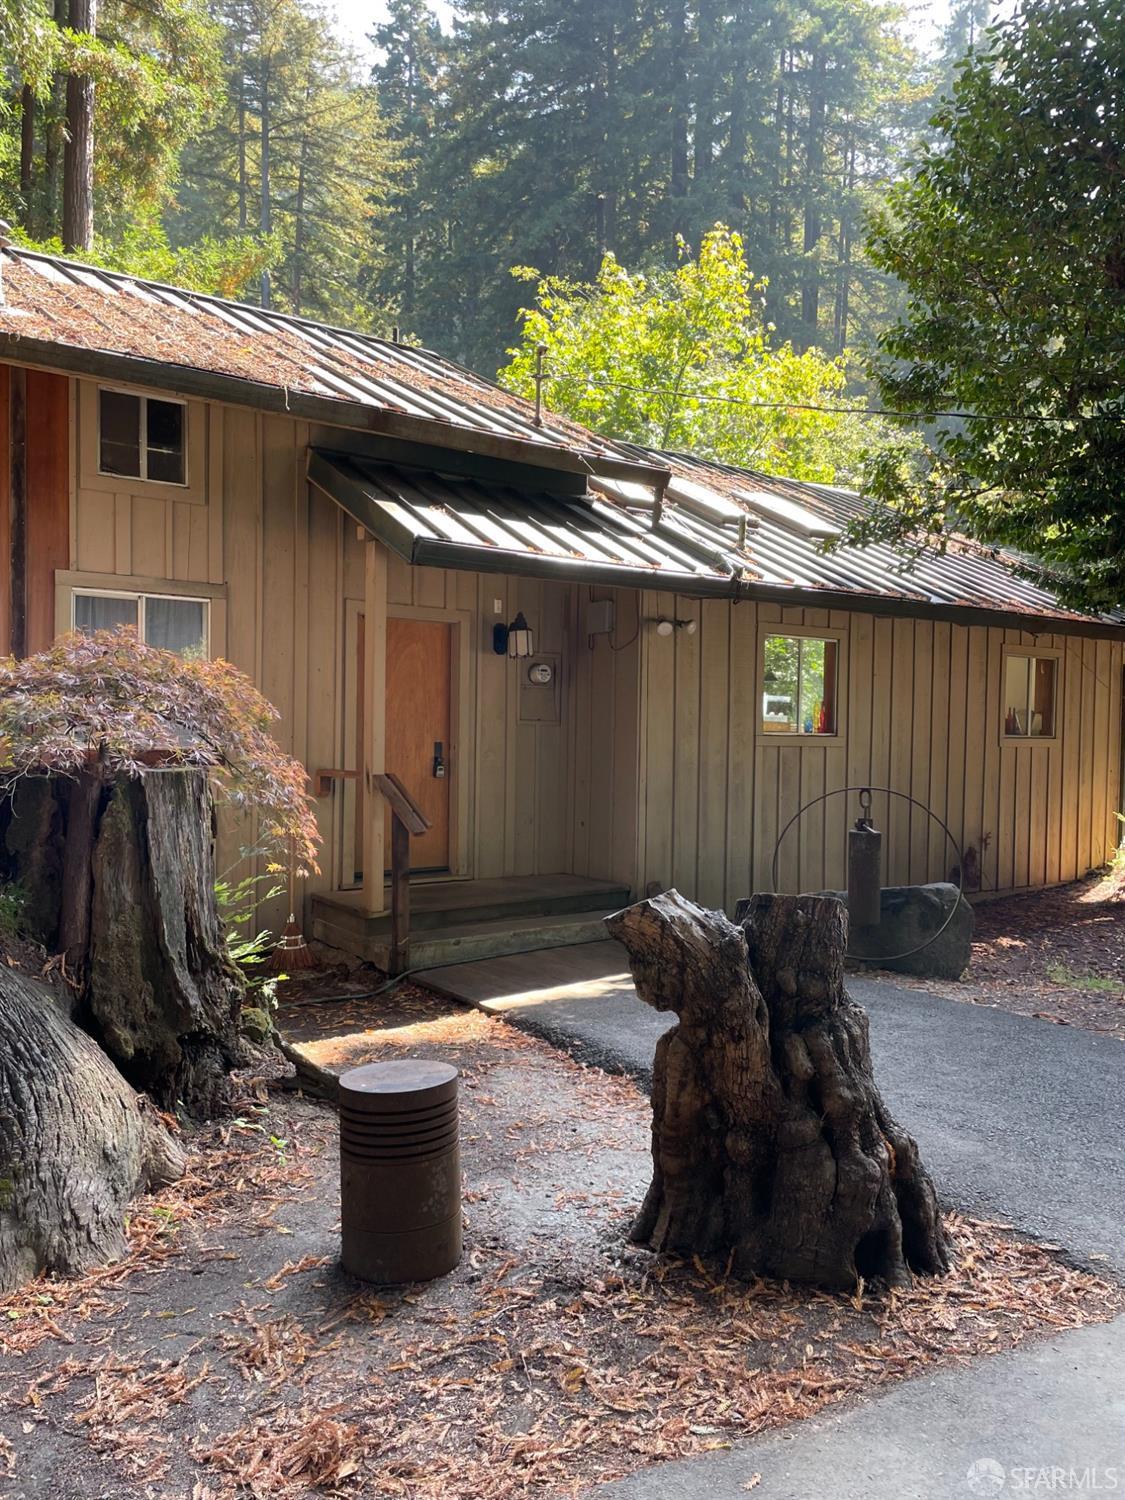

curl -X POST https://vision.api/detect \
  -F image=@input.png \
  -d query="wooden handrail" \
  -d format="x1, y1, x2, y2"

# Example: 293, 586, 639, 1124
313, 768, 430, 974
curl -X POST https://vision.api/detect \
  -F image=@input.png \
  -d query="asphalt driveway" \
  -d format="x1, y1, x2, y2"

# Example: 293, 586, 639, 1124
421, 942, 1125, 1274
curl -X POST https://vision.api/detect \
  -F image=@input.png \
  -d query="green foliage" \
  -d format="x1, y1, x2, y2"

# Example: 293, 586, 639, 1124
0, 882, 27, 942
368, 0, 447, 326
2, 0, 225, 242
859, 0, 1125, 613
8, 215, 276, 298
0, 628, 320, 872
172, 0, 400, 325
501, 226, 881, 483
215, 867, 283, 1011
389, 0, 920, 370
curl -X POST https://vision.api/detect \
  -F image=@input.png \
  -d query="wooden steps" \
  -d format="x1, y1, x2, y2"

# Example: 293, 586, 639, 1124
309, 874, 631, 970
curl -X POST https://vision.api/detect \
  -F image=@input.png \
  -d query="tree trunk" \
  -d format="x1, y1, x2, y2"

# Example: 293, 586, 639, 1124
86, 771, 247, 1116
800, 50, 827, 344
19, 83, 35, 212
3, 769, 247, 1117
57, 766, 103, 981
259, 54, 271, 309
62, 0, 96, 252
0, 965, 184, 1295
605, 891, 950, 1290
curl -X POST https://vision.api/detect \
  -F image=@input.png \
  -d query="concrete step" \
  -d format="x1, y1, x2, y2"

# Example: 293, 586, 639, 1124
310, 876, 631, 940
310, 906, 624, 971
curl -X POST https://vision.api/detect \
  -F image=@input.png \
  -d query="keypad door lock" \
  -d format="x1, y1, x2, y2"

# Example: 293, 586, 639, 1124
432, 741, 446, 778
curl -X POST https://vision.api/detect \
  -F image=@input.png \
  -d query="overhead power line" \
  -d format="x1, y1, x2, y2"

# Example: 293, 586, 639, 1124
542, 371, 1124, 425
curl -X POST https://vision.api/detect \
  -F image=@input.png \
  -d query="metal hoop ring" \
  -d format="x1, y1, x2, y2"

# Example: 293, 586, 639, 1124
769, 784, 966, 964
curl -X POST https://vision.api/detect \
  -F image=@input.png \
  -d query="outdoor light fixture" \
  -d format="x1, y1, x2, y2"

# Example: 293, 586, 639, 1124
492, 611, 535, 658
492, 611, 534, 656
652, 616, 698, 637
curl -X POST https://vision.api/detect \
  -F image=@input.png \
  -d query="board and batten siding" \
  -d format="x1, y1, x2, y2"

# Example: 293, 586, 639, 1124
63, 378, 586, 926
53, 374, 1125, 924
634, 595, 1124, 911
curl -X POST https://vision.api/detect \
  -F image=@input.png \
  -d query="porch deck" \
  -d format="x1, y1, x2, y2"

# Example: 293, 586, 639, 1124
309, 873, 632, 969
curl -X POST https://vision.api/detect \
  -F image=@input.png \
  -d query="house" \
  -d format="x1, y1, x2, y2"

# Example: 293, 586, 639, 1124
1, 245, 1121, 966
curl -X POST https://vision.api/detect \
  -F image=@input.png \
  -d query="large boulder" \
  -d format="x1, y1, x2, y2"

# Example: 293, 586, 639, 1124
830, 881, 973, 980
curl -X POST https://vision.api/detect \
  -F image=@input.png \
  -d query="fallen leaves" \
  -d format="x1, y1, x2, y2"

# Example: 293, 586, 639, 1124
196, 1410, 366, 1497
0, 991, 1122, 1500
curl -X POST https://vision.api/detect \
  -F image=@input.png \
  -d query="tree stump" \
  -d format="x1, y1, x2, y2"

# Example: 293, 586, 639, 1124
3, 768, 247, 1116
0, 965, 185, 1294
605, 891, 950, 1289
87, 772, 247, 1115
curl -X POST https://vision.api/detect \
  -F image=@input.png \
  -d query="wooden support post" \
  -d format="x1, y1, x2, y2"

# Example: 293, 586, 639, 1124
389, 811, 411, 974
362, 540, 388, 916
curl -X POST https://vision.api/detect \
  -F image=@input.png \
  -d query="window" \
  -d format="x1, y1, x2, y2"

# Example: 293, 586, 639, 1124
73, 591, 208, 655
1003, 651, 1057, 738
98, 389, 186, 485
762, 634, 838, 735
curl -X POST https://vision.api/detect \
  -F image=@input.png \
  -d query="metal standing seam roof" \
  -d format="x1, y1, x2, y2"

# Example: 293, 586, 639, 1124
310, 448, 1124, 632
651, 452, 1125, 627
0, 245, 1115, 631
0, 246, 654, 475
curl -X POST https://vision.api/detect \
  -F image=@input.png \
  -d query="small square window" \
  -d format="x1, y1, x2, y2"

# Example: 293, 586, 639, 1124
98, 388, 186, 485
1004, 652, 1057, 737
762, 634, 838, 735
145, 596, 206, 654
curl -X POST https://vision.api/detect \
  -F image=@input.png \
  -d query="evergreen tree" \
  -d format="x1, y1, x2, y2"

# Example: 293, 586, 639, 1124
2, 0, 224, 246
369, 0, 446, 328
414, 0, 918, 370
860, 0, 1125, 613
173, 0, 398, 324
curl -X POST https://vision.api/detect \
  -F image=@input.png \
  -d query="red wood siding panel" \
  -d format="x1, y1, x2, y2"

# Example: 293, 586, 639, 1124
25, 368, 69, 652
0, 364, 9, 655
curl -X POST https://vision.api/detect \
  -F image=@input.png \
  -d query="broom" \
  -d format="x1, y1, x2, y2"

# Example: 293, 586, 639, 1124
267, 839, 316, 972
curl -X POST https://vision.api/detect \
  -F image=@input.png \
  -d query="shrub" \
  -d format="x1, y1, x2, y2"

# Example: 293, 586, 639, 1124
0, 628, 319, 872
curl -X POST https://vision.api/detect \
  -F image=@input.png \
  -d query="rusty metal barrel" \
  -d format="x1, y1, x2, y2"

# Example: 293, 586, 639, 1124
339, 1058, 462, 1284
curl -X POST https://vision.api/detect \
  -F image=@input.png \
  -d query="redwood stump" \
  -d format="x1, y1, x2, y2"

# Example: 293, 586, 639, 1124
605, 891, 950, 1289
0, 965, 185, 1294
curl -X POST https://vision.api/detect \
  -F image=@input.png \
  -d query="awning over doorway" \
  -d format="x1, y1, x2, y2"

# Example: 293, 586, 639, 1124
307, 449, 740, 595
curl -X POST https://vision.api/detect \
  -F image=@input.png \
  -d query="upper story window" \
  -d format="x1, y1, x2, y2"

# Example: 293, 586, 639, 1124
1003, 650, 1058, 738
98, 388, 186, 485
762, 633, 838, 736
73, 590, 208, 656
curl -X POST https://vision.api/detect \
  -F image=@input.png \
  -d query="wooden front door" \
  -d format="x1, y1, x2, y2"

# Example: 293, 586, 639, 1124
385, 617, 452, 871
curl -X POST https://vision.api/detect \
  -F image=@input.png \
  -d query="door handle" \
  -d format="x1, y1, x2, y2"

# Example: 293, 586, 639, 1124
432, 741, 446, 778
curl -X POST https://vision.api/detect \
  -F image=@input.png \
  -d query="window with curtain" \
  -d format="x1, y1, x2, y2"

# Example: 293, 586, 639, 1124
761, 635, 839, 735
73, 591, 208, 655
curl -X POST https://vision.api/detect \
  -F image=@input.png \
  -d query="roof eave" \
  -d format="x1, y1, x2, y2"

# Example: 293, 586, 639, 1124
0, 336, 671, 490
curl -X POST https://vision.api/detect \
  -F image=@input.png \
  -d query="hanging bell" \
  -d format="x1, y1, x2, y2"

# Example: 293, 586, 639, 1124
847, 790, 883, 928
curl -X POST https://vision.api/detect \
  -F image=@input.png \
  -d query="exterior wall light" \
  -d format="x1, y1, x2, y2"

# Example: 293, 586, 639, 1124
507, 611, 534, 658
652, 617, 697, 637
492, 611, 535, 657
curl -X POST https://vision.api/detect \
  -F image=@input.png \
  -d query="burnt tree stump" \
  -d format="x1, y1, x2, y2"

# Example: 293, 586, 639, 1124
605, 891, 950, 1289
